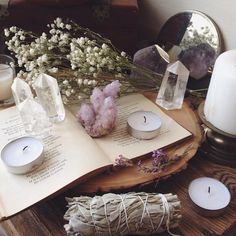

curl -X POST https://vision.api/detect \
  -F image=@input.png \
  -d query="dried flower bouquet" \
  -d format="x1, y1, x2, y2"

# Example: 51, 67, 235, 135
5, 18, 162, 104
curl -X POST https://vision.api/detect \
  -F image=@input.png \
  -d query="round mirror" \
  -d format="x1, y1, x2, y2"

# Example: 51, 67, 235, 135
156, 10, 221, 89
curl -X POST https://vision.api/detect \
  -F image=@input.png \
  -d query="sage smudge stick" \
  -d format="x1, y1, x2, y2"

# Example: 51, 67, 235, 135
64, 192, 181, 236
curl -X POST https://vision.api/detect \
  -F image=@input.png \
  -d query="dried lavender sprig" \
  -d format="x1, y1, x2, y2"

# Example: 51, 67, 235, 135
114, 154, 134, 167
115, 145, 193, 174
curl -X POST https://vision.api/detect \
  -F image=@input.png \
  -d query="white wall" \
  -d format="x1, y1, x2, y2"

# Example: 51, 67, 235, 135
139, 0, 236, 51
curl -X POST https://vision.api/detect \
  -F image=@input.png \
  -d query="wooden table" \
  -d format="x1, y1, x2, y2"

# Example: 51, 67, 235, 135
1, 96, 236, 236
1, 154, 236, 236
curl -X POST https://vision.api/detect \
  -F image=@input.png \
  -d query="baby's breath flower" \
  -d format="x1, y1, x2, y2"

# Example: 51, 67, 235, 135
48, 67, 58, 73
83, 79, 88, 85
49, 29, 56, 34
4, 29, 10, 37
9, 26, 17, 33
121, 51, 126, 57
9, 62, 15, 68
65, 24, 72, 30
65, 90, 71, 97
41, 54, 48, 63
4, 17, 162, 104
19, 35, 25, 40
92, 80, 97, 86
63, 80, 69, 85
77, 78, 83, 85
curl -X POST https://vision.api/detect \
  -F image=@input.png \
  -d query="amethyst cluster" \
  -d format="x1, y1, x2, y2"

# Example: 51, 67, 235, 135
77, 80, 121, 137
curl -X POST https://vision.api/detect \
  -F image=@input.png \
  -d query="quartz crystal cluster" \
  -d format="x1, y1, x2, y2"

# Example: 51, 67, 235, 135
18, 98, 51, 137
11, 73, 65, 136
11, 77, 51, 136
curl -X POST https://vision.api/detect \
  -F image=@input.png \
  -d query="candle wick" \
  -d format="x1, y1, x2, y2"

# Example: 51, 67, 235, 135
208, 186, 211, 194
23, 146, 28, 151
144, 116, 147, 123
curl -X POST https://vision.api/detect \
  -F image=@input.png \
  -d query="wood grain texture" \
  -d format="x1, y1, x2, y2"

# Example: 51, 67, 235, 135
1, 95, 236, 235
75, 92, 202, 193
1, 155, 236, 236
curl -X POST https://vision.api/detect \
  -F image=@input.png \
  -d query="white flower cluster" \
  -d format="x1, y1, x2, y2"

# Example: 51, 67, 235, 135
5, 18, 132, 104
5, 27, 54, 85
68, 39, 123, 77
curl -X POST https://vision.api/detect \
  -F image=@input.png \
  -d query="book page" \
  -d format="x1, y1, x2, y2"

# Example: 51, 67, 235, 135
95, 94, 192, 162
0, 107, 111, 220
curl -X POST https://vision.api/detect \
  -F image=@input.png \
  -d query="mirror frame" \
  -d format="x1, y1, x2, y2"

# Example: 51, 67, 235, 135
156, 10, 222, 84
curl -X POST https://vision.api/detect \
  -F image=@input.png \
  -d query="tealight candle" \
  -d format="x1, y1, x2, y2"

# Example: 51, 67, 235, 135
1, 136, 44, 174
188, 177, 231, 217
127, 111, 162, 139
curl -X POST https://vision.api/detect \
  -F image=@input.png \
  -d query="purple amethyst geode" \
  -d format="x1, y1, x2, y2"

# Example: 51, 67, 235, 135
179, 43, 216, 79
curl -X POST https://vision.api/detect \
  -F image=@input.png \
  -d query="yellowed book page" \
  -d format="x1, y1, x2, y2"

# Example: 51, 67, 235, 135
0, 107, 111, 219
95, 94, 192, 162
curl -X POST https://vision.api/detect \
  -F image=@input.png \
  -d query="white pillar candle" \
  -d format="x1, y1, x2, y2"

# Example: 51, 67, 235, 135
0, 64, 14, 101
127, 111, 162, 139
204, 50, 236, 135
1, 136, 44, 174
188, 177, 231, 215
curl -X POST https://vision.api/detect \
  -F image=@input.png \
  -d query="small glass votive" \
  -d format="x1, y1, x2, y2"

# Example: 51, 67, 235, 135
0, 54, 16, 106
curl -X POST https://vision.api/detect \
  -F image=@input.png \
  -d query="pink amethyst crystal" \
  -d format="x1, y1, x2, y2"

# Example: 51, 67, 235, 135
77, 80, 121, 137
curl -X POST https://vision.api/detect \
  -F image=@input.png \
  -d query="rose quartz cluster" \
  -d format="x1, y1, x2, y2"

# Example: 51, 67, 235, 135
77, 80, 121, 137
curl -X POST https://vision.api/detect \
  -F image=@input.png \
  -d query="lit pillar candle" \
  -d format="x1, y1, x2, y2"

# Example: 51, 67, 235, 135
127, 111, 162, 139
1, 137, 44, 174
0, 64, 14, 101
188, 177, 231, 216
204, 50, 236, 135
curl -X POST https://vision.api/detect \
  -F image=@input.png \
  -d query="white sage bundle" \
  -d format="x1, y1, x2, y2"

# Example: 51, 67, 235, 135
64, 192, 181, 236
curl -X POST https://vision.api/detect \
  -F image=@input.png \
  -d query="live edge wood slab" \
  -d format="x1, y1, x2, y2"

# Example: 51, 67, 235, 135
1, 94, 236, 236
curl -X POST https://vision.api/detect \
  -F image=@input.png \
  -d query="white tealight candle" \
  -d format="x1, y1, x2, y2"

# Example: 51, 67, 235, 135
204, 50, 236, 135
0, 63, 14, 101
1, 137, 44, 174
127, 111, 162, 139
188, 177, 231, 216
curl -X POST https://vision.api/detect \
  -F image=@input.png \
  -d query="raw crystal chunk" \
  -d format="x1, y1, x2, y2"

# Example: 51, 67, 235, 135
156, 61, 189, 110
11, 77, 33, 105
34, 73, 65, 122
133, 44, 169, 75
18, 98, 52, 137
131, 45, 170, 89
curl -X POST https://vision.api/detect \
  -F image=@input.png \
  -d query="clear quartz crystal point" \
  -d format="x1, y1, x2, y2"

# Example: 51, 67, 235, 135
156, 61, 189, 110
34, 73, 65, 122
18, 98, 52, 137
11, 77, 33, 105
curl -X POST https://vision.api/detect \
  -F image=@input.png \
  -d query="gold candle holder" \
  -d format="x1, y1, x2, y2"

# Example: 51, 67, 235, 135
198, 102, 236, 167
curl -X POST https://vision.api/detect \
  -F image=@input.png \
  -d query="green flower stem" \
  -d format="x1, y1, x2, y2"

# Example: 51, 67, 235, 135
127, 62, 163, 89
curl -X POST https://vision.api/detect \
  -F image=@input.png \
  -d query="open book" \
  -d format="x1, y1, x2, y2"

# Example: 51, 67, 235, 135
0, 94, 191, 220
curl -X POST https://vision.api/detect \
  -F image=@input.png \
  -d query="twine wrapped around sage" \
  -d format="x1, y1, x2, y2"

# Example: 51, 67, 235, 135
64, 192, 181, 236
